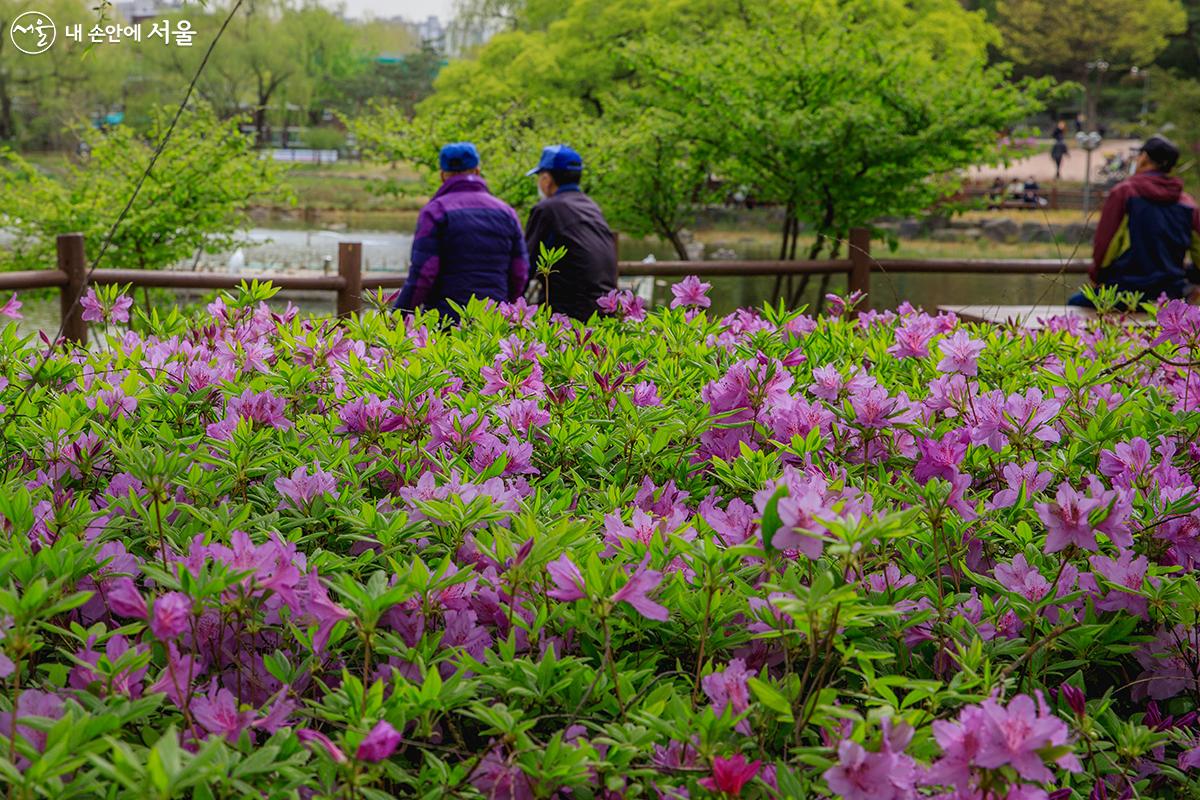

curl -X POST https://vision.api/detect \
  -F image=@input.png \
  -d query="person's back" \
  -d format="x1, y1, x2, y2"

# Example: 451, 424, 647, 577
1076, 135, 1200, 305
524, 145, 618, 321
394, 142, 529, 320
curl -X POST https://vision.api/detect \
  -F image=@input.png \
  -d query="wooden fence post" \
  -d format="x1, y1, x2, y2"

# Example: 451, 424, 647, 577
58, 233, 87, 345
336, 241, 362, 317
848, 227, 871, 312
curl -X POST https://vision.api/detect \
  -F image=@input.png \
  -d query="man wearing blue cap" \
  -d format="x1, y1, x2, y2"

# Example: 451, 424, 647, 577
393, 142, 529, 320
525, 145, 617, 321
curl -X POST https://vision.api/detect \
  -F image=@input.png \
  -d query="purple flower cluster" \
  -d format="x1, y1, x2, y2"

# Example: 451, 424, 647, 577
0, 287, 1199, 797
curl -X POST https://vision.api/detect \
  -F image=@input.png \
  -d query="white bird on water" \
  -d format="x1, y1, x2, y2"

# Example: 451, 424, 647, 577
228, 248, 246, 275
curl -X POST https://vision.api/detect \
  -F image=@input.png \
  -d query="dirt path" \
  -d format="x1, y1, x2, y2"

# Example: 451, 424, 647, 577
969, 138, 1140, 183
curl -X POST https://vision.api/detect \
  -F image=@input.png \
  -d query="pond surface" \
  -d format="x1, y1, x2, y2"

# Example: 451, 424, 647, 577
7, 217, 1081, 335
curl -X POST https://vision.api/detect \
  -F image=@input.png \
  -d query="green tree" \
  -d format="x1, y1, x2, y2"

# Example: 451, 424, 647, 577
329, 44, 444, 119
623, 0, 1044, 306
995, 0, 1186, 127
0, 105, 291, 272
0, 0, 128, 147
353, 0, 742, 257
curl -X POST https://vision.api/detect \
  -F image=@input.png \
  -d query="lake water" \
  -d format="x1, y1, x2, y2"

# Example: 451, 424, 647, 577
7, 221, 1079, 335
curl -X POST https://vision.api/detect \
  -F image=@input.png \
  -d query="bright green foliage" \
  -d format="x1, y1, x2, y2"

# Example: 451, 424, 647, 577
0, 106, 291, 271
354, 0, 1044, 261
631, 0, 1045, 257
997, 0, 1187, 74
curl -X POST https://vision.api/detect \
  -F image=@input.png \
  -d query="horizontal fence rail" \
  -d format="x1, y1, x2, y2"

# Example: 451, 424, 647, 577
616, 260, 848, 277
7, 230, 1098, 344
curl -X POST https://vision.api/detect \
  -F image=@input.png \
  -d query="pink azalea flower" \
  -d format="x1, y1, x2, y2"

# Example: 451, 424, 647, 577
887, 314, 937, 359
995, 554, 1052, 603
936, 330, 986, 376
598, 289, 646, 321
925, 704, 988, 786
470, 746, 535, 799
670, 275, 712, 309
699, 496, 757, 548
356, 720, 401, 762
68, 635, 148, 698
297, 729, 348, 763
107, 577, 148, 618
110, 295, 133, 323
1179, 743, 1200, 771
975, 693, 1080, 782
702, 659, 752, 734
610, 556, 668, 621
0, 293, 22, 320
1153, 298, 1200, 346
1098, 438, 1153, 489
1090, 549, 1150, 617
848, 386, 917, 430
809, 364, 845, 401
80, 288, 105, 323
1133, 626, 1200, 700
990, 461, 1053, 509
863, 564, 916, 594
193, 685, 256, 743
275, 463, 337, 509
1036, 483, 1102, 553
824, 721, 917, 800
629, 380, 661, 407
913, 430, 968, 484
0, 691, 64, 766
546, 554, 587, 602
148, 643, 205, 707
150, 592, 192, 639
304, 570, 351, 652
699, 753, 761, 796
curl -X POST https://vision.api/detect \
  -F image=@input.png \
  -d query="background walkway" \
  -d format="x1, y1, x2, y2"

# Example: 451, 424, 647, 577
970, 139, 1140, 183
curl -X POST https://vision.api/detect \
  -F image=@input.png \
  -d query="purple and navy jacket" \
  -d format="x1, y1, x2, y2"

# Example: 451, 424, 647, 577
393, 174, 530, 318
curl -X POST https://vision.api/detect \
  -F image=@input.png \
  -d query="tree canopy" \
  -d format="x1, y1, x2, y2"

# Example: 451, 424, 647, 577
0, 106, 289, 272
994, 0, 1186, 125
353, 0, 1044, 263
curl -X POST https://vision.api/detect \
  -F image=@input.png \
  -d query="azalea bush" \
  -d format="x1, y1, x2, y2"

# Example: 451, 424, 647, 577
0, 279, 1198, 799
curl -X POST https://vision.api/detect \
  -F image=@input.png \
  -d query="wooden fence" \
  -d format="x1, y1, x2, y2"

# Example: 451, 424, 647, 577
0, 229, 1090, 344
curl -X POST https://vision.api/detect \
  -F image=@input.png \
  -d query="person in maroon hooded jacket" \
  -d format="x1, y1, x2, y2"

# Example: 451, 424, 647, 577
1070, 135, 1200, 307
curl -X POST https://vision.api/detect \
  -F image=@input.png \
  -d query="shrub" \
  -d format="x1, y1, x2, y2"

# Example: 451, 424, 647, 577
0, 284, 1198, 798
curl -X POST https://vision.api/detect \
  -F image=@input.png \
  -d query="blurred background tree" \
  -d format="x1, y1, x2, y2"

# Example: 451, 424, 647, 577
0, 105, 290, 272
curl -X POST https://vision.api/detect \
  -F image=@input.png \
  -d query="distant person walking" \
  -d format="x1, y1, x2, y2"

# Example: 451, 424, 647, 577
1050, 127, 1068, 179
524, 145, 618, 321
393, 143, 529, 320
1070, 135, 1200, 306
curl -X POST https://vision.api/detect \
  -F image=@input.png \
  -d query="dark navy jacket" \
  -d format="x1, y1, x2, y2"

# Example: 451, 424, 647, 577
1092, 170, 1200, 299
394, 174, 530, 318
525, 186, 618, 321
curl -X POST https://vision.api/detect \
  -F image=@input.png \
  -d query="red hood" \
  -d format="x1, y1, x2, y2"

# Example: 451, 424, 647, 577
1128, 170, 1185, 203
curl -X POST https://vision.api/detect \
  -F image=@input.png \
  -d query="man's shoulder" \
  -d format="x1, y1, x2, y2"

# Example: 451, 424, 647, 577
545, 191, 605, 218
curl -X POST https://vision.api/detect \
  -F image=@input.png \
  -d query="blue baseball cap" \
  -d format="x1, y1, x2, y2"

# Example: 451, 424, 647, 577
526, 144, 583, 176
439, 142, 480, 172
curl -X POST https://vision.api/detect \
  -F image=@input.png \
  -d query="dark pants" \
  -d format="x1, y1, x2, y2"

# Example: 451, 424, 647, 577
1066, 291, 1093, 308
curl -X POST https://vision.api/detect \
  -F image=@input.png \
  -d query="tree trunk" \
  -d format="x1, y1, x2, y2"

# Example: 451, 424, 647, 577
254, 103, 268, 145
0, 30, 13, 141
0, 75, 13, 141
666, 229, 690, 261
773, 211, 795, 299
